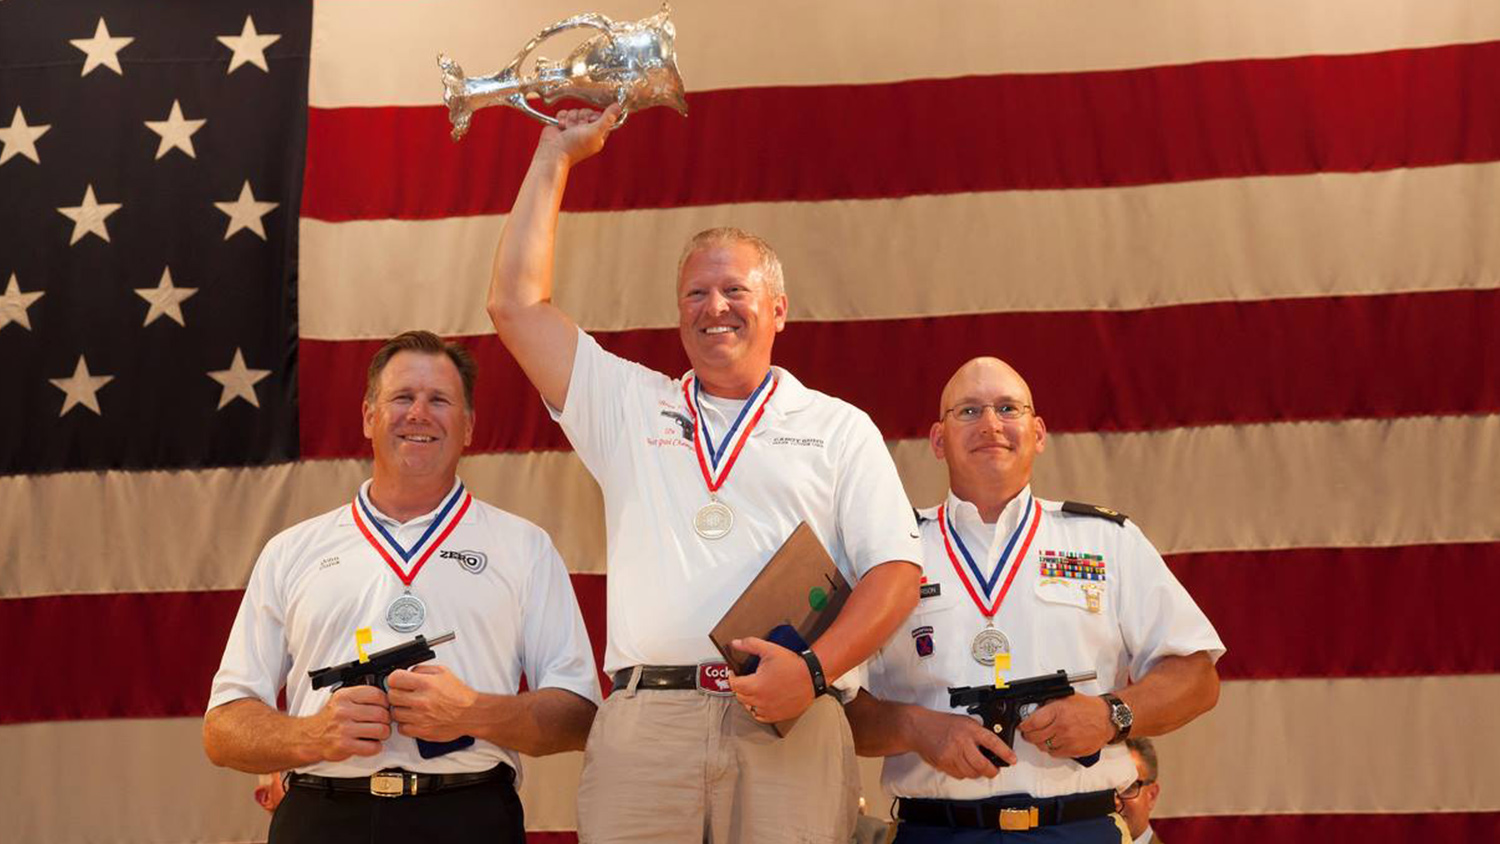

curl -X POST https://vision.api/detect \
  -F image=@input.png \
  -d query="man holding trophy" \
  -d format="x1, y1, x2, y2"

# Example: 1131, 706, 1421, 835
484, 100, 922, 841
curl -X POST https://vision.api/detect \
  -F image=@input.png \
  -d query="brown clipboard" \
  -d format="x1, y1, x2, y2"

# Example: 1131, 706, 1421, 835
708, 522, 851, 736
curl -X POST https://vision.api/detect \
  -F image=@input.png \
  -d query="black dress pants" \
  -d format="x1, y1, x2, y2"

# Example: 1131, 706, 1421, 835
268, 774, 526, 844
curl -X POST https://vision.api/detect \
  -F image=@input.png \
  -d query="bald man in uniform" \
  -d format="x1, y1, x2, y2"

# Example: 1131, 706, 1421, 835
848, 357, 1223, 843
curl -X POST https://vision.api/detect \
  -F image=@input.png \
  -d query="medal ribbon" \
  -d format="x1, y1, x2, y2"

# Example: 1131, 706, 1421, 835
351, 482, 472, 587
938, 494, 1041, 618
682, 371, 779, 493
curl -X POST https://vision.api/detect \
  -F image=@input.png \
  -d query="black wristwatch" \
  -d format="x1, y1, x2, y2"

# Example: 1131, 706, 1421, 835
799, 649, 829, 697
1102, 692, 1133, 743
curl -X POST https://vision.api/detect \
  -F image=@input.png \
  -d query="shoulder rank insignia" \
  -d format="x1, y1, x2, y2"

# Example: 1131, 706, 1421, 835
1061, 501, 1128, 526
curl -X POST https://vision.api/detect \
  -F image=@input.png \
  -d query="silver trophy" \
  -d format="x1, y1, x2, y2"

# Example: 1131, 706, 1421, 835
438, 3, 687, 141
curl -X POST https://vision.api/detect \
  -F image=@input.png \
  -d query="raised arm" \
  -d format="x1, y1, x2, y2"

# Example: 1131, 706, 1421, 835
487, 105, 619, 410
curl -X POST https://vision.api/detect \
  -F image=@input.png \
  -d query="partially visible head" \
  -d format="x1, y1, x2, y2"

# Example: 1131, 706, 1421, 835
362, 330, 477, 480
675, 228, 788, 391
1119, 737, 1161, 838
930, 357, 1046, 505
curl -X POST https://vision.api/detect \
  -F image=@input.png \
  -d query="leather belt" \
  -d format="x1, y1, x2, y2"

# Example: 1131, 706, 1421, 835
611, 663, 734, 696
897, 790, 1116, 831
287, 764, 514, 798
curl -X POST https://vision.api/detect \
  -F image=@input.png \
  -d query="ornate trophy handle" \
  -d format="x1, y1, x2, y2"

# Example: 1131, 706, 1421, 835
503, 13, 621, 127
611, 87, 631, 129
440, 3, 682, 138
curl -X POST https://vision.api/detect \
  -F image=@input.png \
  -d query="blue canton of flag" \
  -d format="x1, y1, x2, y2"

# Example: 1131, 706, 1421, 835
0, 0, 309, 474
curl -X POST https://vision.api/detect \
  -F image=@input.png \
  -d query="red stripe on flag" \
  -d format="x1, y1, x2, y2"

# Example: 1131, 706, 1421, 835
303, 41, 1500, 221
1154, 812, 1500, 842
300, 288, 1500, 458
1170, 542, 1500, 680
9, 545, 1499, 723
2, 590, 243, 725
4, 575, 609, 725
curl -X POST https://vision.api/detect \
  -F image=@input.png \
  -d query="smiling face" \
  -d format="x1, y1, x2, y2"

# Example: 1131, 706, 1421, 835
676, 241, 787, 396
362, 350, 474, 482
930, 357, 1046, 505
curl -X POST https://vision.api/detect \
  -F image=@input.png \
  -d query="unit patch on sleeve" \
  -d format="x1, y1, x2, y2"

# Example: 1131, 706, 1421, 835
1038, 550, 1107, 581
911, 625, 935, 658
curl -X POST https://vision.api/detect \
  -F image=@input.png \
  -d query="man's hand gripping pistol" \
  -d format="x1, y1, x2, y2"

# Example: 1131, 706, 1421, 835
309, 631, 475, 759
948, 669, 1101, 768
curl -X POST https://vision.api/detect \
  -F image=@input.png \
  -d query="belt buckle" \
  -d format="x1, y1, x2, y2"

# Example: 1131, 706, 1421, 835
370, 771, 406, 798
997, 807, 1038, 831
696, 661, 734, 696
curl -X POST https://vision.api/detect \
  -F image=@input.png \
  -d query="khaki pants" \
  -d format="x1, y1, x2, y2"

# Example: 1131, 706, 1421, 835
577, 677, 859, 843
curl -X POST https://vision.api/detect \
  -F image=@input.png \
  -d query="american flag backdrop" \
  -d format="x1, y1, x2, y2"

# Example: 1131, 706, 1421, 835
3, 1, 1499, 841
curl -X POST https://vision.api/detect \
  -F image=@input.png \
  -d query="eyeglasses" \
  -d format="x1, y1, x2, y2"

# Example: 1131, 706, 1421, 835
1116, 779, 1156, 800
941, 402, 1034, 423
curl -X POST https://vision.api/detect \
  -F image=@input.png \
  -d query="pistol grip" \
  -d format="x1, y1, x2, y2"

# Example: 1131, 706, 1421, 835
993, 725, 1018, 768
980, 746, 1007, 768
982, 704, 1020, 769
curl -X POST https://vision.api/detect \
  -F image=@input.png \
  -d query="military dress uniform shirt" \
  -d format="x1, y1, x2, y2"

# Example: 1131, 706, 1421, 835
865, 486, 1223, 800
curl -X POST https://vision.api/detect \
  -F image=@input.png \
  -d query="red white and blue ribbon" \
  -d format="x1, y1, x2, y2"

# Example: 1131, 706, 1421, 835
683, 371, 778, 492
351, 481, 472, 586
939, 493, 1041, 618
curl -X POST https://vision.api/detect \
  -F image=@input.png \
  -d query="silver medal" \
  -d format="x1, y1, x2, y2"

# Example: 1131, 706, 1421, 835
694, 500, 734, 540
386, 592, 427, 633
971, 626, 1010, 666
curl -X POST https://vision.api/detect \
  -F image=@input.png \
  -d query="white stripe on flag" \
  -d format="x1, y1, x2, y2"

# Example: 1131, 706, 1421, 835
6, 414, 1498, 598
299, 163, 1500, 339
308, 0, 1500, 107
7, 675, 1497, 841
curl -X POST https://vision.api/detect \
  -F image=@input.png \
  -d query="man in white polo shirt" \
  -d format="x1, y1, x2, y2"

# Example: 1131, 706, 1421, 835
486, 107, 923, 843
847, 357, 1222, 842
203, 331, 600, 844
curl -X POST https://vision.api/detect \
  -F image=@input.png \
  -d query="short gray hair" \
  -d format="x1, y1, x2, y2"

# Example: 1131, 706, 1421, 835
1126, 736, 1158, 781
676, 227, 785, 298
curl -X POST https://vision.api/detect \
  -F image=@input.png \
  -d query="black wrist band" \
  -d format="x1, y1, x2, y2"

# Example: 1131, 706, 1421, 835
799, 649, 828, 697
1102, 692, 1133, 743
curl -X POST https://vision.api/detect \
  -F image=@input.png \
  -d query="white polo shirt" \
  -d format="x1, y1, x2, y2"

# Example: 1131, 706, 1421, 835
208, 478, 602, 781
554, 329, 922, 676
866, 486, 1223, 800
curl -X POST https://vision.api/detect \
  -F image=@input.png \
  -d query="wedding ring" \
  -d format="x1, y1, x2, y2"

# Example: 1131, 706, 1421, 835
1044, 737, 1056, 751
